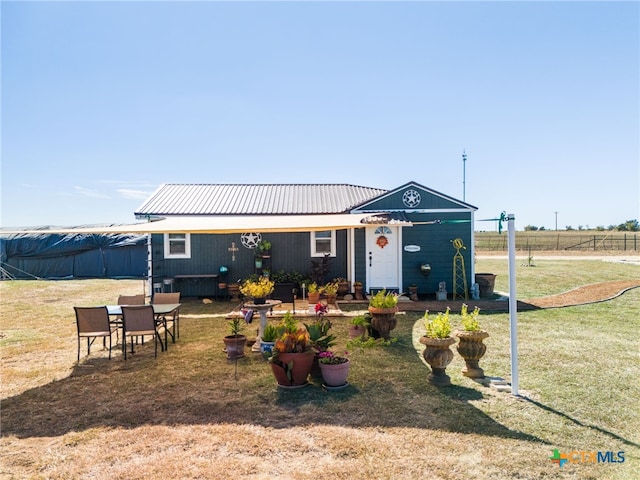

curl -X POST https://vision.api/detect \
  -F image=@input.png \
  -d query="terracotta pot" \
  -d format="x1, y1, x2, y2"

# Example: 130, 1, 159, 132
228, 283, 241, 302
270, 351, 315, 388
325, 294, 337, 305
223, 335, 247, 360
319, 358, 350, 387
455, 330, 489, 378
348, 325, 366, 339
368, 306, 398, 340
308, 292, 320, 304
420, 336, 456, 386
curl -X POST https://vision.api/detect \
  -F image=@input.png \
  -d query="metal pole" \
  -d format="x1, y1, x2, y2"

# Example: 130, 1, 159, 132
507, 213, 519, 396
462, 150, 467, 202
554, 211, 558, 231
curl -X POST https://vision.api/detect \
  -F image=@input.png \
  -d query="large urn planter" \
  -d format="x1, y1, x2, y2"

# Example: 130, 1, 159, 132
455, 330, 489, 378
223, 334, 247, 360
319, 359, 350, 388
420, 336, 456, 386
337, 281, 350, 299
368, 306, 398, 340
270, 352, 315, 388
475, 273, 497, 298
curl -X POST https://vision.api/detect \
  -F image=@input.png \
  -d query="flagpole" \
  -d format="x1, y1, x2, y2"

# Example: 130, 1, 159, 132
507, 213, 519, 396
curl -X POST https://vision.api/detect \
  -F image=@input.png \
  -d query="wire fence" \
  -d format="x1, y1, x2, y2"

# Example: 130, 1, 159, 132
475, 232, 638, 252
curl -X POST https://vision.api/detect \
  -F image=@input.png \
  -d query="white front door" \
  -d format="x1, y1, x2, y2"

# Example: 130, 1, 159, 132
366, 226, 400, 291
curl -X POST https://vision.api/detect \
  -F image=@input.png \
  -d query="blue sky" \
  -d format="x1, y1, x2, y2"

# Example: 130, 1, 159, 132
2, 1, 638, 230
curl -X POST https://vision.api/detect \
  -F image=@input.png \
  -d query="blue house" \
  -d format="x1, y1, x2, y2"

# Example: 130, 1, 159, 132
134, 182, 478, 299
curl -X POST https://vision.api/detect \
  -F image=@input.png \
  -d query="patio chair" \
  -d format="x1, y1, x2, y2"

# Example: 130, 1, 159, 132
121, 305, 160, 360
152, 292, 181, 343
115, 294, 146, 343
74, 306, 116, 362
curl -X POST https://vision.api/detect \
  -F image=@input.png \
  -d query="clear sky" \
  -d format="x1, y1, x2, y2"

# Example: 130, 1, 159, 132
2, 1, 638, 231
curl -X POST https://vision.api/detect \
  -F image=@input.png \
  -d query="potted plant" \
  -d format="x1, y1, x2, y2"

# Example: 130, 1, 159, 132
307, 282, 320, 304
223, 317, 247, 360
408, 284, 418, 301
228, 281, 241, 302
257, 240, 272, 258
455, 304, 489, 378
333, 277, 350, 298
348, 314, 370, 339
260, 323, 279, 355
367, 289, 399, 340
323, 282, 339, 305
318, 350, 350, 388
420, 307, 456, 386
353, 281, 364, 300
240, 277, 275, 304
268, 326, 315, 388
305, 316, 337, 379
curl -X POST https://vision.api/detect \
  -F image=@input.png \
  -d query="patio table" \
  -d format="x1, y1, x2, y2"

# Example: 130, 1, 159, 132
107, 304, 181, 352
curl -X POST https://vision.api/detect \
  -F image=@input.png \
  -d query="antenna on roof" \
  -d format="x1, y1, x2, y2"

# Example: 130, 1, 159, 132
462, 149, 467, 202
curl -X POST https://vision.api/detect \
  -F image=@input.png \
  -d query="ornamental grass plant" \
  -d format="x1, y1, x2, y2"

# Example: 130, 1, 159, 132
1, 257, 639, 480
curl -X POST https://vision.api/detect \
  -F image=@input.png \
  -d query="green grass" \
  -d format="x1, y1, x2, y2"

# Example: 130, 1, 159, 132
476, 257, 640, 297
475, 230, 639, 252
1, 265, 639, 479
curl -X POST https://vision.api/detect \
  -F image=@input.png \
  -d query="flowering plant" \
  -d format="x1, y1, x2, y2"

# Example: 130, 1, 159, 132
273, 328, 312, 354
315, 302, 328, 316
423, 307, 452, 338
460, 303, 482, 331
322, 282, 339, 295
240, 277, 274, 298
368, 289, 399, 308
318, 350, 349, 365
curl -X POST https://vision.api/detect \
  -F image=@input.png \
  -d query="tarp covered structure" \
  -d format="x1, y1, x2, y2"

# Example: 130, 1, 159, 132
0, 231, 147, 279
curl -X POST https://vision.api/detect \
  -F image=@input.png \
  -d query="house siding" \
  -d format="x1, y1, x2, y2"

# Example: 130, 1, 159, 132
152, 230, 350, 297
401, 212, 474, 296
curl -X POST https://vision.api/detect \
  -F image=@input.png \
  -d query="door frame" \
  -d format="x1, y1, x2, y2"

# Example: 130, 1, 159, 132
365, 225, 402, 292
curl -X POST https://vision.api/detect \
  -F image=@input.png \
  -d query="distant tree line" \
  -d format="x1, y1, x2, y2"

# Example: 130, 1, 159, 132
523, 219, 639, 232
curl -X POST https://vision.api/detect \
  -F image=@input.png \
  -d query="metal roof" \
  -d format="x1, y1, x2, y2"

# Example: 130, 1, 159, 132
135, 184, 388, 216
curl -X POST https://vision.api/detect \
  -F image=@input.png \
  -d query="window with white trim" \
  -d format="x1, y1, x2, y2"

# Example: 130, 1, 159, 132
311, 230, 336, 257
164, 233, 191, 259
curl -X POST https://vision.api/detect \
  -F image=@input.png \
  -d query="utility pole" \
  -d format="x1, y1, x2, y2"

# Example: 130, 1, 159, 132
462, 149, 467, 202
554, 211, 558, 231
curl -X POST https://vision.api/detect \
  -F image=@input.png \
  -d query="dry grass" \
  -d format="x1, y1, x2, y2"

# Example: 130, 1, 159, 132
1, 262, 639, 480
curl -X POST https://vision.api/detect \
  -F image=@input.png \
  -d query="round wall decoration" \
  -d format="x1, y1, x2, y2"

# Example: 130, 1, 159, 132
376, 235, 389, 248
402, 189, 421, 208
240, 232, 262, 249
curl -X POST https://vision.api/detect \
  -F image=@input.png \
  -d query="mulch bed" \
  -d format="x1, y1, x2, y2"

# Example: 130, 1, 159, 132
395, 280, 640, 313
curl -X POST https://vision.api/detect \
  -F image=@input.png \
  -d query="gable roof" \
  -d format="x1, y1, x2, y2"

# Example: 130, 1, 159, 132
135, 183, 387, 217
352, 181, 477, 212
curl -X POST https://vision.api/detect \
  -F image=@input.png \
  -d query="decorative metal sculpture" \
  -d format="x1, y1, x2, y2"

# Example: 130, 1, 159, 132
451, 238, 468, 300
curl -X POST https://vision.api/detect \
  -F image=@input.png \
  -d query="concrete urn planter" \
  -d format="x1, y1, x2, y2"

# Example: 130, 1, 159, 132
420, 336, 456, 386
455, 330, 489, 378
